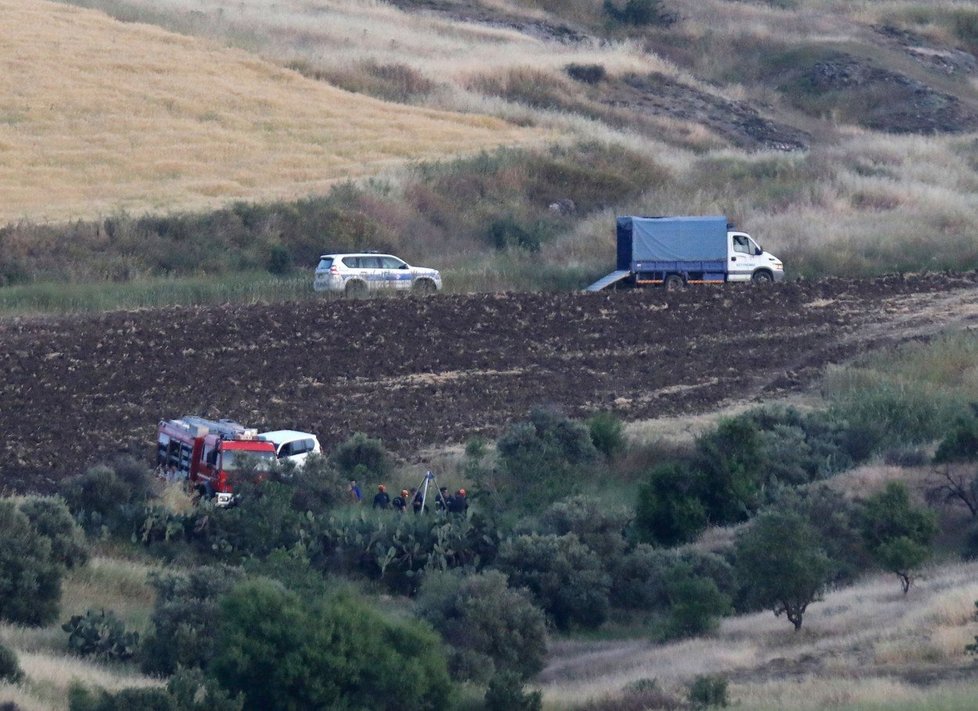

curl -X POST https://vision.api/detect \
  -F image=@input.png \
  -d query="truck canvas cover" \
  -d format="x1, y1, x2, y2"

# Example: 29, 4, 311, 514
617, 216, 728, 269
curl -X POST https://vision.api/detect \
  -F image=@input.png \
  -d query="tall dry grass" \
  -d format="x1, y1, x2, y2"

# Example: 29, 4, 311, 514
17, 0, 978, 285
0, 0, 545, 224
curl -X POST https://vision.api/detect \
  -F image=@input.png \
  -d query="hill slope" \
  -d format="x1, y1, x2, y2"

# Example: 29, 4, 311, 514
0, 0, 542, 223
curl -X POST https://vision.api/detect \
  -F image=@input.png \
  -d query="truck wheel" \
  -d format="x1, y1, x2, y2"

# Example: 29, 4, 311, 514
751, 271, 773, 284
663, 274, 684, 291
345, 280, 368, 299
412, 279, 436, 294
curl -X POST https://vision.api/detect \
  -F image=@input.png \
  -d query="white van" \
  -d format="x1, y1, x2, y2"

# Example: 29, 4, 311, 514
259, 430, 322, 467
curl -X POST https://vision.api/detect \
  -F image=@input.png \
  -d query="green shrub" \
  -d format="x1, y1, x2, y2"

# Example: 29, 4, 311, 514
167, 668, 244, 711
0, 501, 63, 625
694, 417, 768, 524
212, 579, 452, 711
576, 678, 684, 711
190, 481, 313, 563
68, 684, 176, 711
63, 609, 139, 662
63, 669, 244, 711
565, 63, 606, 84
635, 462, 708, 546
609, 546, 734, 633
287, 455, 348, 510
495, 533, 610, 630
416, 570, 547, 681
329, 432, 391, 479
660, 564, 731, 640
495, 408, 598, 509
0, 643, 24, 684
860, 482, 937, 594
266, 245, 292, 275
934, 407, 978, 463
484, 671, 542, 711
688, 674, 729, 708
19, 496, 89, 569
538, 494, 629, 561
60, 461, 153, 537
775, 486, 867, 586
140, 566, 244, 675
603, 0, 669, 26
242, 547, 327, 597
588, 412, 625, 459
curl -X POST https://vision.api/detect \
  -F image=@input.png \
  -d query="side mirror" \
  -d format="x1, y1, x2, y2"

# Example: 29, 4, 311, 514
755, 246, 763, 256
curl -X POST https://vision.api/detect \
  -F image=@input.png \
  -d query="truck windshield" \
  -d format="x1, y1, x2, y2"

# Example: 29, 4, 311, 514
221, 450, 276, 472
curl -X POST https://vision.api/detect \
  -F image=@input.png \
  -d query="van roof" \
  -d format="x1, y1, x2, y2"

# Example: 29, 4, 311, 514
258, 430, 320, 444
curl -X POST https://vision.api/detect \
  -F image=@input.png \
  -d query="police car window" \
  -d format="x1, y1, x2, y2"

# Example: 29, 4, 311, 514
342, 256, 358, 268
381, 256, 404, 269
361, 257, 382, 269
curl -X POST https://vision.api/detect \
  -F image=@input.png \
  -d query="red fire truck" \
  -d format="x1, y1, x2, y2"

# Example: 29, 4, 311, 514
156, 416, 277, 506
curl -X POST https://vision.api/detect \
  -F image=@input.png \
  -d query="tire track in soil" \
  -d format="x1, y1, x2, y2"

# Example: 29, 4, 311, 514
2, 273, 978, 494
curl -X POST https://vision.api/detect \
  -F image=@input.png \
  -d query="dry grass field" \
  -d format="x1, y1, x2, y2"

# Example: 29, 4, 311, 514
0, 0, 545, 223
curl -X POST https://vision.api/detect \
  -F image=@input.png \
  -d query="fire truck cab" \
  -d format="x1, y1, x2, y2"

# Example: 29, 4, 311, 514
156, 416, 277, 506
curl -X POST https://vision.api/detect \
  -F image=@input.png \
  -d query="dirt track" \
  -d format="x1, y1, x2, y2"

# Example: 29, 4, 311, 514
3, 274, 978, 494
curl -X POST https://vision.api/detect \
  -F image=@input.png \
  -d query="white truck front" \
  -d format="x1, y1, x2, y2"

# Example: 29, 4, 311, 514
727, 231, 784, 283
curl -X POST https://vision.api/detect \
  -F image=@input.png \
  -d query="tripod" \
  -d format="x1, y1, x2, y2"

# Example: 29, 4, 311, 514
414, 470, 450, 514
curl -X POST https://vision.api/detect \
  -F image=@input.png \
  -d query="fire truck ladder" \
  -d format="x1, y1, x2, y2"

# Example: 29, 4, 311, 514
180, 416, 257, 440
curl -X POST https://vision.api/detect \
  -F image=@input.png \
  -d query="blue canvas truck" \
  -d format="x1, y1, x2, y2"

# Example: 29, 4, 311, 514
586, 215, 784, 291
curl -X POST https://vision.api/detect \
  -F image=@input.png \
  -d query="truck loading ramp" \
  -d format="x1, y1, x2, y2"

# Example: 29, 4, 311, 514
585, 270, 631, 292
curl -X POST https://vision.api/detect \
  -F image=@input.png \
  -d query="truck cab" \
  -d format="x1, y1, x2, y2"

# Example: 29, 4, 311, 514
727, 231, 784, 283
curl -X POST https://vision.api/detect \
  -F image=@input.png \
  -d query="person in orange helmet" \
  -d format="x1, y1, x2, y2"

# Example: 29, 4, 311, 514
392, 489, 409, 513
372, 484, 390, 510
449, 488, 468, 515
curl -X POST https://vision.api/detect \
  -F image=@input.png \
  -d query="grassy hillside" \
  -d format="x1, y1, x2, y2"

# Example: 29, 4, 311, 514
0, 0, 542, 224
2, 0, 977, 304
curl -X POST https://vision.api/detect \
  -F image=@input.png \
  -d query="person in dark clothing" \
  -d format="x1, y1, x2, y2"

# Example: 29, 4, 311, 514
349, 480, 362, 503
449, 488, 468, 515
436, 486, 451, 512
373, 484, 390, 510
412, 488, 424, 514
392, 489, 408, 512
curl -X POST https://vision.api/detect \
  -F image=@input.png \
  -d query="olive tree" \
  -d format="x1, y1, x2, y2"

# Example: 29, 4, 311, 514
734, 509, 833, 631
860, 482, 937, 594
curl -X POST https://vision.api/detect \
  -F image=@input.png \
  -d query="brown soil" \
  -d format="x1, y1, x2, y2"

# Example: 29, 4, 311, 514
3, 274, 978, 494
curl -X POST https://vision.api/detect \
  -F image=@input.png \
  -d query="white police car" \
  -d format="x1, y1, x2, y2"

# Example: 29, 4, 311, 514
313, 252, 442, 297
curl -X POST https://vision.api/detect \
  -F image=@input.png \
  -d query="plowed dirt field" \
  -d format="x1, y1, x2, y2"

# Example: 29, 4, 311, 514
4, 274, 978, 494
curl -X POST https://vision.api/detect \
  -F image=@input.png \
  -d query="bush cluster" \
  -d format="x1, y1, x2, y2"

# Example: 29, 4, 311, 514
63, 609, 139, 662
416, 570, 547, 682
491, 407, 599, 509
0, 496, 87, 626
212, 579, 452, 711
635, 407, 865, 545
